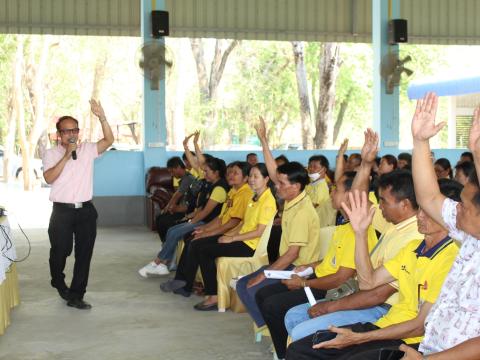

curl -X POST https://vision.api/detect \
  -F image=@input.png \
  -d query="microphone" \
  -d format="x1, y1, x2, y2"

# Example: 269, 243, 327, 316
69, 138, 77, 160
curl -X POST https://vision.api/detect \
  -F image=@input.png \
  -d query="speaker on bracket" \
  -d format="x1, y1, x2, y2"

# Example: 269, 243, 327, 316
388, 19, 408, 44
151, 10, 169, 38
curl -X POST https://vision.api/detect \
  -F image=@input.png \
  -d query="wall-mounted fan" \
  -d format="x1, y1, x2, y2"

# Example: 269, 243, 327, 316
137, 41, 174, 90
380, 52, 413, 94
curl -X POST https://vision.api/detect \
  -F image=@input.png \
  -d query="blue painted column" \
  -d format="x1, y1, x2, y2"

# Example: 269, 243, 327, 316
372, 0, 400, 150
141, 0, 168, 171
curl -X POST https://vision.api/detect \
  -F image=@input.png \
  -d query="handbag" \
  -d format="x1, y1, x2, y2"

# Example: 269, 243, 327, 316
324, 277, 359, 301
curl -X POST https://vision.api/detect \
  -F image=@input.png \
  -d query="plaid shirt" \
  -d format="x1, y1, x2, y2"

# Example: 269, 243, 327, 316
419, 198, 480, 354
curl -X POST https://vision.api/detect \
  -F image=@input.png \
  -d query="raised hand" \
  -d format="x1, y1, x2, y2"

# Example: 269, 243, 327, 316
341, 190, 375, 234
254, 116, 268, 141
469, 106, 480, 154
339, 138, 349, 155
411, 92, 444, 141
183, 133, 195, 148
361, 129, 379, 163
89, 99, 106, 120
193, 130, 200, 144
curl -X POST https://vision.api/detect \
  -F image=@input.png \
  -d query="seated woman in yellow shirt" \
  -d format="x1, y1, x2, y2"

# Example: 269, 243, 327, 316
160, 161, 253, 291
175, 163, 277, 311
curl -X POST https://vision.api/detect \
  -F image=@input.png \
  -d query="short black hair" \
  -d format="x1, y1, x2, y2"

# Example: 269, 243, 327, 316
205, 157, 227, 178
435, 158, 453, 178
277, 161, 309, 191
308, 155, 330, 170
455, 161, 475, 179
228, 161, 251, 178
460, 151, 474, 162
467, 169, 480, 208
438, 178, 463, 202
378, 169, 418, 210
275, 155, 289, 163
56, 116, 79, 131
166, 156, 185, 169
246, 153, 257, 159
398, 152, 412, 164
382, 154, 398, 169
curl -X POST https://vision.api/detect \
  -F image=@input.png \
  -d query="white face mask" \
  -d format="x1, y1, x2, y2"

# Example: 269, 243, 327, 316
308, 172, 321, 181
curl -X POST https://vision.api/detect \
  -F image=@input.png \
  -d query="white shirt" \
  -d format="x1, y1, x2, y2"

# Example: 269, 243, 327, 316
419, 198, 480, 354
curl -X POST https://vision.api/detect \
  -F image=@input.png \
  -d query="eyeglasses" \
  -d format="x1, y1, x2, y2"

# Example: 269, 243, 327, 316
59, 128, 80, 135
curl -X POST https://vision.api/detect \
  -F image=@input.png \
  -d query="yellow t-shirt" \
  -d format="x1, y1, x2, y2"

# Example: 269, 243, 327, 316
376, 238, 459, 344
305, 179, 330, 207
370, 214, 423, 306
210, 186, 228, 204
190, 167, 203, 179
172, 176, 180, 189
279, 191, 321, 266
240, 188, 277, 250
219, 183, 254, 225
315, 223, 378, 278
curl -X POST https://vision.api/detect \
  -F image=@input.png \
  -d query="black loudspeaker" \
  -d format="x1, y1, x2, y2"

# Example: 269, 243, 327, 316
151, 10, 169, 38
388, 19, 408, 44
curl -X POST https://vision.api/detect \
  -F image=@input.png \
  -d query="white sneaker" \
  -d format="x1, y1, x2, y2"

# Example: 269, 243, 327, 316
138, 262, 169, 277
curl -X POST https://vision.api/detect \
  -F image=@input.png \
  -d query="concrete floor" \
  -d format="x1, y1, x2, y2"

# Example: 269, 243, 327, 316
1, 226, 271, 360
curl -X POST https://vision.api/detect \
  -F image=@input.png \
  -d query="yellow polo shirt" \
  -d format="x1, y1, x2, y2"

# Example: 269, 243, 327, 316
370, 213, 423, 305
210, 186, 228, 204
315, 223, 378, 278
219, 183, 254, 225
173, 169, 202, 188
279, 191, 321, 266
190, 167, 203, 179
375, 237, 459, 344
239, 188, 277, 250
305, 179, 330, 207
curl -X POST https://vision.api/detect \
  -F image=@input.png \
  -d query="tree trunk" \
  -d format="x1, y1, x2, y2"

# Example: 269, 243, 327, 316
313, 43, 341, 149
291, 41, 313, 150
3, 93, 16, 182
20, 36, 56, 190
88, 53, 108, 141
190, 39, 238, 148
333, 87, 353, 144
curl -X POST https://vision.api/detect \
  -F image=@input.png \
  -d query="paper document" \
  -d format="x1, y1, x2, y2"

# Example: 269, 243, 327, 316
304, 286, 317, 306
264, 267, 313, 279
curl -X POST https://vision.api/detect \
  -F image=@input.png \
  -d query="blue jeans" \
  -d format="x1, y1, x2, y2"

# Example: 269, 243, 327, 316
236, 264, 294, 327
156, 221, 203, 263
285, 303, 389, 341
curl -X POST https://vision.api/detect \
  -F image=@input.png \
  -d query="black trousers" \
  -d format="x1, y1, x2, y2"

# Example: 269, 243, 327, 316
48, 202, 98, 300
156, 212, 185, 242
197, 238, 254, 295
286, 323, 415, 360
267, 224, 282, 263
174, 235, 254, 293
256, 282, 327, 359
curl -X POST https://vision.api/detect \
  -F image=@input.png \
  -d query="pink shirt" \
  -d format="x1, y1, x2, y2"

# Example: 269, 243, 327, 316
42, 142, 99, 203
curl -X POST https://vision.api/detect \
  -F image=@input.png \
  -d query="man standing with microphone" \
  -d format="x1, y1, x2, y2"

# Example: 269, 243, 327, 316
42, 100, 114, 310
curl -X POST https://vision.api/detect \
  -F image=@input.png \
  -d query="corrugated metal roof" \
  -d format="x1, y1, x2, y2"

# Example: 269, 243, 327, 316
1, 0, 480, 45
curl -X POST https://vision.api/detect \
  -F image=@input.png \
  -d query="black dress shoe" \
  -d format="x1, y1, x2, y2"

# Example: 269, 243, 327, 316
67, 298, 92, 310
57, 288, 70, 301
193, 301, 218, 311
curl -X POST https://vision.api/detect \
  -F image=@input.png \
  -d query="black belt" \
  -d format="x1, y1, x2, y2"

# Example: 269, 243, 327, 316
53, 201, 92, 209
379, 303, 392, 311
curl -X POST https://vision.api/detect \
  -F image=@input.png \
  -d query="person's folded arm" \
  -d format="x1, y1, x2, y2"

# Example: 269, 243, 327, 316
219, 223, 266, 243
308, 283, 396, 318
206, 218, 242, 238
314, 302, 432, 349
305, 267, 355, 290
190, 199, 220, 224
